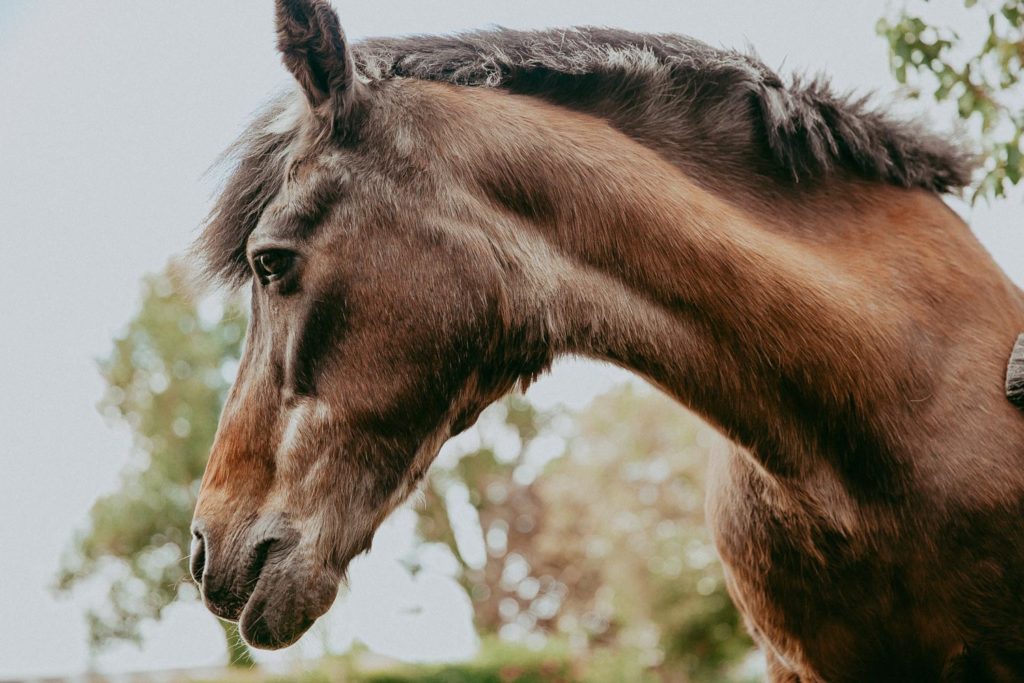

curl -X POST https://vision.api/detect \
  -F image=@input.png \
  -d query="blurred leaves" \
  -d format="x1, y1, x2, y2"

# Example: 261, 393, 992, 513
419, 387, 753, 682
54, 261, 253, 666
877, 0, 1024, 201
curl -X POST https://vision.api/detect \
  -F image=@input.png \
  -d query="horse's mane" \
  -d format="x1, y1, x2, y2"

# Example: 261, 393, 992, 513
355, 27, 976, 194
198, 27, 978, 288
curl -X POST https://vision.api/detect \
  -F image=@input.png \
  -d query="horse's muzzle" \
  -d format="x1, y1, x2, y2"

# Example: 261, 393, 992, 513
188, 515, 338, 648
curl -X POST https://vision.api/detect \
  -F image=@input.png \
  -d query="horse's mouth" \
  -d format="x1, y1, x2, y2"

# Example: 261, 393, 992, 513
235, 544, 342, 649
195, 529, 341, 649
237, 580, 316, 649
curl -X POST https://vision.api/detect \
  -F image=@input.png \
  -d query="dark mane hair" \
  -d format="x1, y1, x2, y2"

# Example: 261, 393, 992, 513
198, 26, 978, 287
356, 27, 976, 191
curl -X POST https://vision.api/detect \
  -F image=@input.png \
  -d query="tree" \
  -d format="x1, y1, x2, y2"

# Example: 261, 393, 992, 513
55, 263, 254, 667
419, 387, 754, 682
878, 0, 1023, 201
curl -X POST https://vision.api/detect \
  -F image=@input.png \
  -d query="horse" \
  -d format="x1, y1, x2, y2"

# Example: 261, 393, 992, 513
188, 0, 1024, 679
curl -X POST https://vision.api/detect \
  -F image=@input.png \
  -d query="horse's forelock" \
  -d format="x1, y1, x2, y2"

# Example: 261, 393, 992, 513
194, 93, 306, 289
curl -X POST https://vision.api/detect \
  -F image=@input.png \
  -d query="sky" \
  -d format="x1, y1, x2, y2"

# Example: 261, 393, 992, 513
0, 0, 1021, 678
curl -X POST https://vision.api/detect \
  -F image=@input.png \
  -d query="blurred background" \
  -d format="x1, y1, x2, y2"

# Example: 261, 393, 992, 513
1, 1, 1021, 681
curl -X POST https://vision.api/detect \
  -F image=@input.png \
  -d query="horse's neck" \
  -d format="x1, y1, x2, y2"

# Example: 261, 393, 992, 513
540, 171, 907, 478
456, 86, 1024, 496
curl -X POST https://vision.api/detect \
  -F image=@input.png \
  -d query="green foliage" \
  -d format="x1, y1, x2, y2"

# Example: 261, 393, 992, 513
878, 0, 1024, 201
355, 640, 574, 683
54, 263, 253, 666
419, 387, 754, 682
198, 639, 632, 683
196, 638, 758, 683
538, 388, 753, 682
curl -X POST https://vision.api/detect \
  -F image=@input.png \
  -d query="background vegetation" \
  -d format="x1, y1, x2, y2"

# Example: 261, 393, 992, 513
55, 266, 254, 667
878, 0, 1023, 201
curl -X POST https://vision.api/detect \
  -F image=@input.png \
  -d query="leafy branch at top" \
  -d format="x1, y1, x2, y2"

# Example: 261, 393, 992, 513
878, 0, 1023, 202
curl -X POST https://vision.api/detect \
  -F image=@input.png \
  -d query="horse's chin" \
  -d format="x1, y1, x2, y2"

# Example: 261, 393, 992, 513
236, 552, 343, 649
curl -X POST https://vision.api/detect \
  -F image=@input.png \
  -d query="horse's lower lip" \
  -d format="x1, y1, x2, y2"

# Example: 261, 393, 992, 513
234, 552, 343, 650
239, 595, 315, 649
234, 559, 299, 648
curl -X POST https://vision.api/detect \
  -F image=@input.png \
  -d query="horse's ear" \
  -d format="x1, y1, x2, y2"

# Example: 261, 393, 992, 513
275, 0, 365, 132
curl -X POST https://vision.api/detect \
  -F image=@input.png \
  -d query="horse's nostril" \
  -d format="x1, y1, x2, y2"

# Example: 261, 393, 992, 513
245, 538, 277, 587
190, 526, 289, 623
189, 530, 206, 585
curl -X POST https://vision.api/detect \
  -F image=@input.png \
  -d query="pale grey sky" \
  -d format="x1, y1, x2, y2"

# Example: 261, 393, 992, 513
1, 0, 1020, 677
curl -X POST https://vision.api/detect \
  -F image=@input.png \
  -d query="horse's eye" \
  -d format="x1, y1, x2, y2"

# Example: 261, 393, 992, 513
253, 250, 295, 283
